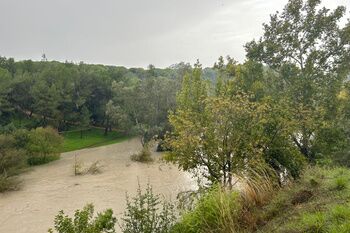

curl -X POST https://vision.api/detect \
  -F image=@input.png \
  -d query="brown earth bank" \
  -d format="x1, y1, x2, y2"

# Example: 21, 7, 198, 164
0, 138, 195, 233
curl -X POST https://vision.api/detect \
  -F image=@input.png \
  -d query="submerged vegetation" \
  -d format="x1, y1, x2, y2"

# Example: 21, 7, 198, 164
130, 145, 154, 163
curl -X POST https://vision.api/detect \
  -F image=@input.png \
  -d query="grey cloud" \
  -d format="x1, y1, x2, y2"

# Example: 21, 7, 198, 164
0, 0, 348, 67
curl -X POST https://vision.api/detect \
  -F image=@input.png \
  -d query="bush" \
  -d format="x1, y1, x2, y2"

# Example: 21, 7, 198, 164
12, 129, 30, 149
0, 173, 20, 192
130, 146, 153, 163
26, 127, 63, 165
48, 204, 116, 233
156, 139, 171, 152
172, 185, 242, 233
0, 133, 26, 192
0, 135, 26, 176
118, 183, 175, 233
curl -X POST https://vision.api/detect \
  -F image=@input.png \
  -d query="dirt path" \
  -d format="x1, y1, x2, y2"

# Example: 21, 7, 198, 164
0, 138, 195, 233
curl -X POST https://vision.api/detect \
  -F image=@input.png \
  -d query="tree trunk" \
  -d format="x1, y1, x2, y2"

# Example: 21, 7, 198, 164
104, 118, 109, 136
227, 156, 232, 189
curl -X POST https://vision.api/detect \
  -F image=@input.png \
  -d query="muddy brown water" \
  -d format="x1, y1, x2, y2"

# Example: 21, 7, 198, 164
0, 138, 195, 233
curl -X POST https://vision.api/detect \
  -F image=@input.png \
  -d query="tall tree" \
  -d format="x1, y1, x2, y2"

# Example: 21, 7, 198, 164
167, 62, 276, 187
245, 0, 350, 160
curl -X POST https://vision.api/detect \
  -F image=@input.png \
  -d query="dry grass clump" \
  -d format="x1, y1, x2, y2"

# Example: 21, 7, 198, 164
85, 161, 102, 175
73, 155, 84, 176
238, 164, 277, 207
73, 155, 102, 176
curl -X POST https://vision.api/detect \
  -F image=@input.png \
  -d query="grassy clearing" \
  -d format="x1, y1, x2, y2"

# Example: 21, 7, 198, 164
61, 128, 130, 152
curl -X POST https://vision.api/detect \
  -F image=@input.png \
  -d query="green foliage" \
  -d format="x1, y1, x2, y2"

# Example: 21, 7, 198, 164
109, 75, 178, 146
48, 204, 116, 233
168, 58, 304, 186
26, 127, 63, 165
118, 184, 175, 233
172, 185, 242, 233
245, 0, 350, 161
0, 55, 184, 139
0, 122, 17, 134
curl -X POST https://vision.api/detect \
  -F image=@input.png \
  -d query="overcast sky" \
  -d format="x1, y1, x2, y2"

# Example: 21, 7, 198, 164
0, 0, 349, 68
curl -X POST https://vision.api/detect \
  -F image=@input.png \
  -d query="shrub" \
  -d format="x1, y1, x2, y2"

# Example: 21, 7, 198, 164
0, 173, 20, 192
156, 139, 171, 152
130, 146, 153, 163
48, 204, 116, 233
12, 129, 30, 149
26, 127, 63, 165
0, 135, 26, 176
118, 183, 175, 233
0, 133, 26, 192
172, 185, 242, 233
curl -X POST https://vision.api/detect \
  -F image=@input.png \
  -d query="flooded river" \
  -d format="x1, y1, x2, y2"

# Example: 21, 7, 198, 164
0, 138, 195, 233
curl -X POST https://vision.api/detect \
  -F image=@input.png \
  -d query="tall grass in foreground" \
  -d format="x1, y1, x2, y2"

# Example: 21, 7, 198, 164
172, 185, 243, 233
237, 164, 277, 207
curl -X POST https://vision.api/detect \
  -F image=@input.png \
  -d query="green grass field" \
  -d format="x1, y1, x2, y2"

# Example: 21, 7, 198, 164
61, 128, 130, 152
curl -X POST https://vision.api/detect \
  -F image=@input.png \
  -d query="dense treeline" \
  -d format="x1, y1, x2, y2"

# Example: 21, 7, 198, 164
0, 59, 188, 133
0, 57, 218, 144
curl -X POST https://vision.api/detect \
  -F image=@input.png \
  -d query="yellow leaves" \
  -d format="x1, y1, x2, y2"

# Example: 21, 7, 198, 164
337, 89, 348, 101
